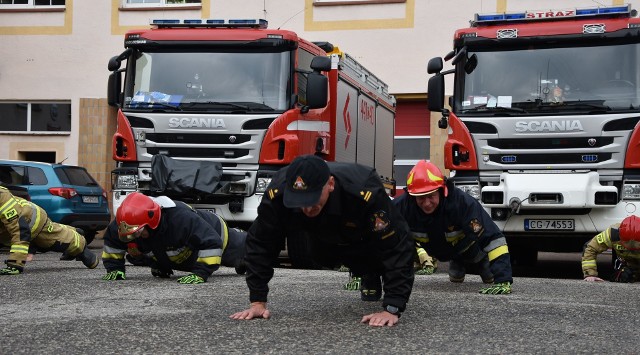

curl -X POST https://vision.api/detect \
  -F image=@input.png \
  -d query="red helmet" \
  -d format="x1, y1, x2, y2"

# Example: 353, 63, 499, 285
116, 192, 161, 238
619, 215, 640, 250
406, 160, 448, 197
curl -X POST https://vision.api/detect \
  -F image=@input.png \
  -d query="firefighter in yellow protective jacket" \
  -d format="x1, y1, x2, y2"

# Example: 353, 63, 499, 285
0, 186, 99, 275
582, 215, 640, 283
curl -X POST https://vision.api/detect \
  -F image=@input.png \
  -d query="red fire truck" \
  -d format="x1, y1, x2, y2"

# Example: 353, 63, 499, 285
107, 19, 396, 267
427, 5, 640, 264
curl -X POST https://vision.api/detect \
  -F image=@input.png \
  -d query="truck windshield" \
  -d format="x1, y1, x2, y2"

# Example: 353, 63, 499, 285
459, 42, 640, 114
124, 51, 290, 111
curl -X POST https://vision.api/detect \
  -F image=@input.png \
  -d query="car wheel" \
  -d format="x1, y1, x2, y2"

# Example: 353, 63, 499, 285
83, 232, 96, 246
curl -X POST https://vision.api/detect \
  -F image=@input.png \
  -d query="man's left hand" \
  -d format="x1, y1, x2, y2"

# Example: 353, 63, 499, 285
177, 274, 205, 284
361, 311, 399, 327
479, 282, 512, 295
0, 266, 21, 275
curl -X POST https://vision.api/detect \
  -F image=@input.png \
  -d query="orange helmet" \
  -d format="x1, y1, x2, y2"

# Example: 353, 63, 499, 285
116, 192, 161, 239
619, 215, 640, 250
406, 160, 448, 197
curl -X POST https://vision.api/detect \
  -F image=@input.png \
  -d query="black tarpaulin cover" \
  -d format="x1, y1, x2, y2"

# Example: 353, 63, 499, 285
150, 155, 222, 195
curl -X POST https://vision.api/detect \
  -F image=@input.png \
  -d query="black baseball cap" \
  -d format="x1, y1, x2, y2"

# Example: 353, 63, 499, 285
283, 155, 330, 208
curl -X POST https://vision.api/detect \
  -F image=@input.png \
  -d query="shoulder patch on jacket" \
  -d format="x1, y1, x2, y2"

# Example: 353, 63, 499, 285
371, 210, 390, 232
469, 218, 484, 234
267, 188, 281, 200
360, 190, 373, 202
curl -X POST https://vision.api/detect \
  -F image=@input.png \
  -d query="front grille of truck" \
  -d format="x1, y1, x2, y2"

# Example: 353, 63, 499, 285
147, 147, 250, 158
146, 133, 251, 144
515, 208, 592, 215
487, 137, 613, 149
488, 153, 612, 165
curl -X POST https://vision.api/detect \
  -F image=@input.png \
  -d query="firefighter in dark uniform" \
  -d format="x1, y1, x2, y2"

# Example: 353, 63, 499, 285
101, 192, 246, 284
0, 185, 98, 274
393, 161, 513, 294
582, 215, 640, 282
230, 155, 415, 327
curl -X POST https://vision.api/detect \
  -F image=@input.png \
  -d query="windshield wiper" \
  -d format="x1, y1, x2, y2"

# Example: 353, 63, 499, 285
559, 101, 612, 111
183, 101, 251, 110
130, 101, 182, 111
461, 105, 527, 114
533, 101, 612, 113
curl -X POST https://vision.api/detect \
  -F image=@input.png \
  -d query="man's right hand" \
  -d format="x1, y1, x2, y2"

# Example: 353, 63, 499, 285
151, 268, 173, 278
0, 266, 21, 275
229, 302, 270, 320
102, 270, 126, 281
584, 276, 604, 282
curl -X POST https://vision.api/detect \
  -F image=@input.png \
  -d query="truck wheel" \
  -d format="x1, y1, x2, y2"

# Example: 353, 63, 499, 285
510, 247, 538, 267
83, 232, 96, 247
286, 231, 322, 270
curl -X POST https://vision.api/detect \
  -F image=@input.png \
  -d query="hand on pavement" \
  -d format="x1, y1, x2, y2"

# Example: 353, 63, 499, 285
361, 311, 399, 327
584, 276, 604, 282
230, 302, 271, 320
102, 270, 126, 280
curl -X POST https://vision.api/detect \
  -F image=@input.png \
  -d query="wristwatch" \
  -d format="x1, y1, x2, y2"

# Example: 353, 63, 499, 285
384, 304, 402, 317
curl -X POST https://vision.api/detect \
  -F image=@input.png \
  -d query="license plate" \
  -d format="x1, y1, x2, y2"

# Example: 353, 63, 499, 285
82, 196, 99, 204
525, 219, 574, 231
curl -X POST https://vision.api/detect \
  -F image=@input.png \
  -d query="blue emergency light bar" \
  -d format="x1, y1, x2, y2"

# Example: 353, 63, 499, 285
474, 4, 631, 25
150, 18, 268, 29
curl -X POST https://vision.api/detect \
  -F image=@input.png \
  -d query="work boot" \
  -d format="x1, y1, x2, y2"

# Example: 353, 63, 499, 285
126, 253, 147, 266
235, 258, 247, 275
448, 259, 466, 283
76, 247, 99, 269
478, 256, 494, 284
360, 273, 382, 302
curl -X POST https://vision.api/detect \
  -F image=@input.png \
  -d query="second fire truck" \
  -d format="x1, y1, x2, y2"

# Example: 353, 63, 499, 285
428, 5, 640, 264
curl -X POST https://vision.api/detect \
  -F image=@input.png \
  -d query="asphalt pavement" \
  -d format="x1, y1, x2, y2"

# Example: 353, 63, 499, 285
0, 246, 637, 354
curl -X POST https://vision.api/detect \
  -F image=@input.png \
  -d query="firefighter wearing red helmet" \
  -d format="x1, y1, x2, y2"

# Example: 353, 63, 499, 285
101, 192, 247, 284
582, 215, 640, 282
394, 160, 514, 295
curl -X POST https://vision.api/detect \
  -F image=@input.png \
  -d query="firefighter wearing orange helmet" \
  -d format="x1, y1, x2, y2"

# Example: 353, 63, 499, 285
393, 160, 513, 294
582, 215, 640, 282
101, 192, 246, 284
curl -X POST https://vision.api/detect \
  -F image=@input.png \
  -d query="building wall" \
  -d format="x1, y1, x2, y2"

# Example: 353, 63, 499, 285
78, 98, 116, 213
0, 0, 634, 191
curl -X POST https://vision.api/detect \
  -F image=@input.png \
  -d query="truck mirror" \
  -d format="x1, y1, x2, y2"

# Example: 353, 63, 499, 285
464, 54, 478, 74
305, 72, 328, 109
310, 56, 332, 72
451, 47, 467, 65
108, 56, 121, 72
443, 50, 456, 62
108, 72, 122, 107
427, 74, 445, 112
427, 57, 443, 74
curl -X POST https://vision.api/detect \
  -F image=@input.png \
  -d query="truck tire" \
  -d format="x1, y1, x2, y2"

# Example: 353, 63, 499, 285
286, 231, 322, 270
83, 232, 96, 247
510, 247, 538, 267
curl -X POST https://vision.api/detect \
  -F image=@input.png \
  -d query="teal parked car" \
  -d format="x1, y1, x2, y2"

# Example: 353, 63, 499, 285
0, 160, 110, 245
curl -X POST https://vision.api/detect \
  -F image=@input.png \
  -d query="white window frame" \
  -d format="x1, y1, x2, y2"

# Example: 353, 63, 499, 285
313, 0, 405, 5
121, 0, 201, 8
0, 0, 65, 9
0, 101, 71, 135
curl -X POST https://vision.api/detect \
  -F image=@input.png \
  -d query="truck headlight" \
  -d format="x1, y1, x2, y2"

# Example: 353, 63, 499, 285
256, 177, 272, 193
622, 182, 640, 200
115, 175, 138, 189
456, 183, 481, 200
